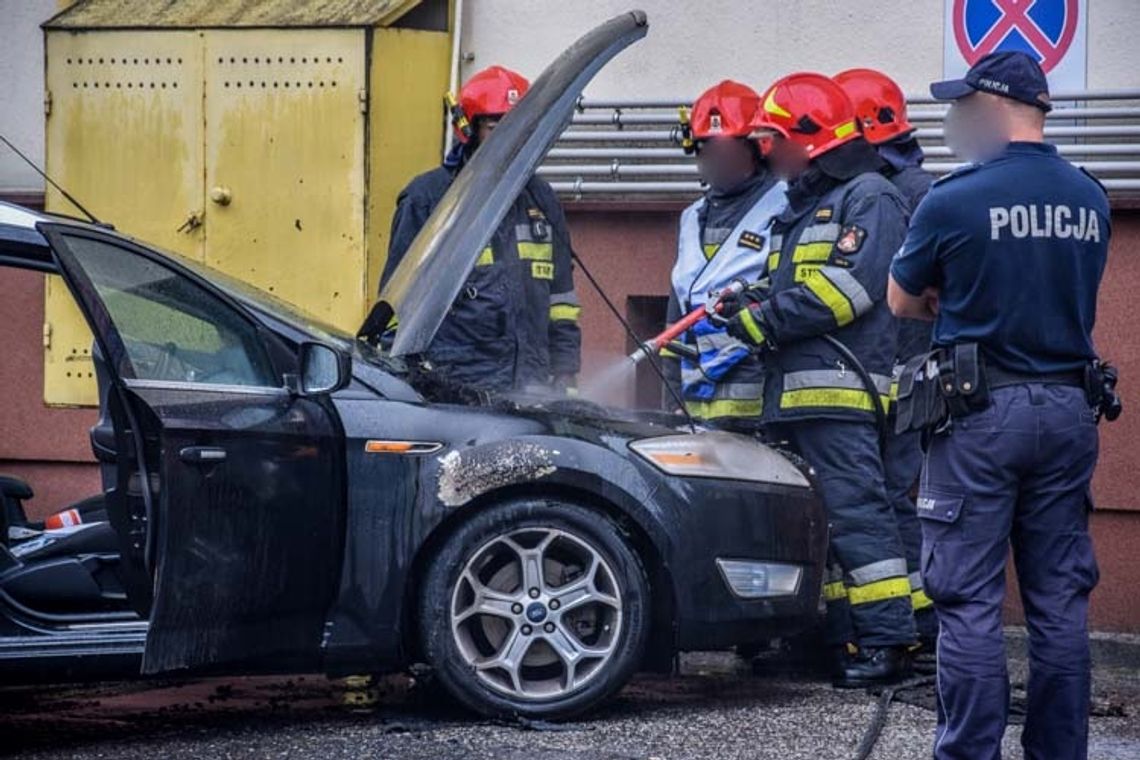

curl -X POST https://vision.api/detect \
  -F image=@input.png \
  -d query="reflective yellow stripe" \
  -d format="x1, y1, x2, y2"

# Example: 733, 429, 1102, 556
823, 580, 848, 602
476, 247, 494, 266
767, 251, 780, 271
702, 243, 720, 260
803, 269, 855, 326
659, 346, 679, 359
518, 242, 553, 261
911, 588, 934, 611
834, 120, 857, 140
847, 576, 912, 606
738, 308, 766, 346
792, 242, 833, 263
781, 388, 890, 412
764, 89, 791, 118
889, 379, 900, 402
685, 397, 763, 419
386, 314, 399, 330
549, 304, 581, 322
794, 263, 824, 283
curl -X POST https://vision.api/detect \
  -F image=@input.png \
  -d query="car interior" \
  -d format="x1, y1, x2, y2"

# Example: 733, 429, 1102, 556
1, 341, 140, 622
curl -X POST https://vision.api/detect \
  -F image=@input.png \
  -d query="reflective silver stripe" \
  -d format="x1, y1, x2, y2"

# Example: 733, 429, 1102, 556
769, 234, 783, 252
909, 571, 924, 592
798, 222, 841, 244
550, 290, 580, 306
826, 563, 845, 583
783, 370, 893, 395
704, 226, 733, 246
820, 267, 874, 317
848, 558, 909, 587
515, 223, 534, 241
696, 330, 744, 352
695, 330, 750, 377
711, 382, 764, 400
681, 365, 705, 386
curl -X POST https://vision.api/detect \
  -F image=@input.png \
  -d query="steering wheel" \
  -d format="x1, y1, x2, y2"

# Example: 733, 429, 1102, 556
152, 341, 183, 381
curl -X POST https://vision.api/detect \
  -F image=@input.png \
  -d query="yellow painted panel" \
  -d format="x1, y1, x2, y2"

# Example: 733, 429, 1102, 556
43, 31, 206, 406
203, 29, 367, 333
366, 26, 450, 302
43, 276, 99, 406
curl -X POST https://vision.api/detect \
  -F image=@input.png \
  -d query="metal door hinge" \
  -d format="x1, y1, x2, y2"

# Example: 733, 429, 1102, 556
44, 90, 52, 117
42, 322, 52, 350
358, 88, 368, 114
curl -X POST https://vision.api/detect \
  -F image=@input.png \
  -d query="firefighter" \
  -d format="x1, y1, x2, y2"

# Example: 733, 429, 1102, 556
664, 80, 786, 426
381, 65, 581, 393
889, 52, 1110, 760
834, 68, 938, 651
719, 73, 916, 686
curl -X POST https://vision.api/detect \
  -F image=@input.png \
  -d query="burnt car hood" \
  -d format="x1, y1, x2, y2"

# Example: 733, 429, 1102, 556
376, 10, 649, 357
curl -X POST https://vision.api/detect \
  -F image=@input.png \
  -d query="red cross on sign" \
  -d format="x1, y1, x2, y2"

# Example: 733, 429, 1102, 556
952, 0, 1079, 74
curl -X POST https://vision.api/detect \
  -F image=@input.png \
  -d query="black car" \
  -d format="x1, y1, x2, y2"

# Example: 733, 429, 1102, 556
0, 12, 826, 719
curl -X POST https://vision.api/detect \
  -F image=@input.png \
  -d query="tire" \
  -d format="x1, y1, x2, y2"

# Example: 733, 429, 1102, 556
418, 497, 651, 720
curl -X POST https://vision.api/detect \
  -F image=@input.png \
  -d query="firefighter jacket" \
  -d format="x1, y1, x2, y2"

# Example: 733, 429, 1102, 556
382, 162, 581, 392
753, 139, 909, 423
879, 138, 935, 365
664, 172, 786, 419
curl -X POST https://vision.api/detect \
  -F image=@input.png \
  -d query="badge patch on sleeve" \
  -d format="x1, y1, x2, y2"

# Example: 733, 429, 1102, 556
835, 225, 867, 255
738, 231, 766, 251
814, 207, 834, 222
531, 261, 554, 280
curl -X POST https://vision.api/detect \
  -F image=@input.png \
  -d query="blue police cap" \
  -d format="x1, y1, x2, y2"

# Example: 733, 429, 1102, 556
930, 51, 1052, 112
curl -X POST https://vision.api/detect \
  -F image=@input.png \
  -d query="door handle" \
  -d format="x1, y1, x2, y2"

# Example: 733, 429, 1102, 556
179, 446, 227, 465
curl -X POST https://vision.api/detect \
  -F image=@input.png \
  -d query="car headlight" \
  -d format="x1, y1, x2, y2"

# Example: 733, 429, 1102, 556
629, 431, 810, 487
716, 559, 803, 599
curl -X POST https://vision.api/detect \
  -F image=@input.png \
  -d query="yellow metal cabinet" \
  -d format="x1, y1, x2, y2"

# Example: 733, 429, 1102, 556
203, 29, 367, 329
41, 0, 451, 406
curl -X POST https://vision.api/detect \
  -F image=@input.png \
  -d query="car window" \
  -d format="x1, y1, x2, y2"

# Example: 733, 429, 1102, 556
62, 235, 277, 388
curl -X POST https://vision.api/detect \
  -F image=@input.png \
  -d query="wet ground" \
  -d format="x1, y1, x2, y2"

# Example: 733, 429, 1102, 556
2, 632, 1138, 760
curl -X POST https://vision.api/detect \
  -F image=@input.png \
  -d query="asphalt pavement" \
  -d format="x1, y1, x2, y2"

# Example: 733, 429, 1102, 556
2, 630, 1138, 760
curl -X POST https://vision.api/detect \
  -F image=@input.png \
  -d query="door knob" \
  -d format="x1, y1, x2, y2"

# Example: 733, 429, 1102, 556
179, 446, 228, 465
209, 186, 232, 206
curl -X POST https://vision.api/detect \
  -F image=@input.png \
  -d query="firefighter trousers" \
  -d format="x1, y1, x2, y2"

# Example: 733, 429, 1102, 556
769, 419, 917, 648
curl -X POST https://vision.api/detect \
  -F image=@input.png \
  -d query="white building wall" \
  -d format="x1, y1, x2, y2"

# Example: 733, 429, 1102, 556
0, 0, 58, 194
2, 1, 1139, 192
459, 0, 1140, 97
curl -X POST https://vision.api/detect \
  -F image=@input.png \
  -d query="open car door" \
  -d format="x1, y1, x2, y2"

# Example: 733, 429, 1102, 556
38, 224, 345, 674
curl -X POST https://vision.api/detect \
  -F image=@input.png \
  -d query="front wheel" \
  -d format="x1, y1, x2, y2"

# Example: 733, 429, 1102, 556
418, 498, 651, 720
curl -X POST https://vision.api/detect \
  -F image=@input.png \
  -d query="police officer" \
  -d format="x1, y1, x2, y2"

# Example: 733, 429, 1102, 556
888, 52, 1110, 759
664, 80, 786, 426
835, 68, 938, 651
721, 73, 916, 686
381, 65, 581, 393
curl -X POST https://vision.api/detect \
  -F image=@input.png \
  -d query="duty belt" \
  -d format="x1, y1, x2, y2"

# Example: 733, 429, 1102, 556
987, 368, 1085, 389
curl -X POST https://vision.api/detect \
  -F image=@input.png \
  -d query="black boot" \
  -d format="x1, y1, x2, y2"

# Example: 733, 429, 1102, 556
828, 644, 857, 680
833, 645, 913, 689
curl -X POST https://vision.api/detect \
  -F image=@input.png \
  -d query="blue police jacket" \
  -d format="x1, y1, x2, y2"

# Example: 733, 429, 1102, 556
891, 141, 1110, 375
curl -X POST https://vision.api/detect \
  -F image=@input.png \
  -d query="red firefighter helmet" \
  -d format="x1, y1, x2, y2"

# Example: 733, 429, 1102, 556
690, 80, 762, 140
833, 68, 914, 144
752, 72, 859, 159
454, 65, 529, 142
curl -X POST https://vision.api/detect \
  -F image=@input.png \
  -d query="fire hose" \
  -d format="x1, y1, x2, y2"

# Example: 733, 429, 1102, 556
628, 281, 890, 443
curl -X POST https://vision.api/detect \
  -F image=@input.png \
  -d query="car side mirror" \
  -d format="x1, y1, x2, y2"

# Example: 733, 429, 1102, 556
295, 342, 351, 396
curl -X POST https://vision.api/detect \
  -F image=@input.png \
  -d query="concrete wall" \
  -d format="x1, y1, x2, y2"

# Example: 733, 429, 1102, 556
0, 0, 58, 194
459, 0, 1140, 97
